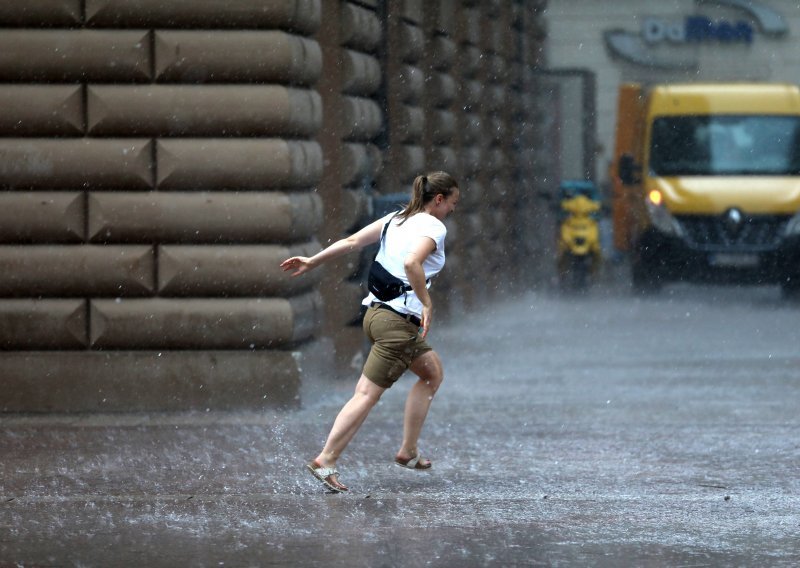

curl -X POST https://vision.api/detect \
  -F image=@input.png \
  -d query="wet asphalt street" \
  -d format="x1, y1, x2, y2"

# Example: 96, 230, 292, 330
2, 274, 799, 567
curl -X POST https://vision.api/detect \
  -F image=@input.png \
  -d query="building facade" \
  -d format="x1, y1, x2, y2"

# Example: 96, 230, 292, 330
0, 1, 554, 413
544, 0, 800, 187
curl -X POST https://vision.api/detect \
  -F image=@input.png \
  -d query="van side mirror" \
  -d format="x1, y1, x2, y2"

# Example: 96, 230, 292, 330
618, 154, 640, 185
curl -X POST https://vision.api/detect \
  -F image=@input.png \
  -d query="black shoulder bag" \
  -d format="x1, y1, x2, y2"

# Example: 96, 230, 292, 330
367, 214, 422, 302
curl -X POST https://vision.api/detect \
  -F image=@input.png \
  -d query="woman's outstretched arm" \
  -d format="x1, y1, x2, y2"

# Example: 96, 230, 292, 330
280, 217, 385, 277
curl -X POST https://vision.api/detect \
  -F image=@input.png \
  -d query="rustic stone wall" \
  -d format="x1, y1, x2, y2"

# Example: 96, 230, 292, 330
0, 0, 551, 413
0, 1, 324, 412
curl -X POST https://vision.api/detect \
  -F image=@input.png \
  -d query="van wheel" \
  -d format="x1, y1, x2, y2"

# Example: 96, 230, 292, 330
632, 255, 662, 294
780, 275, 800, 301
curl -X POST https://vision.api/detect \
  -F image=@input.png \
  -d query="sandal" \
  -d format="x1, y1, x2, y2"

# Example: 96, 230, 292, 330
305, 460, 349, 493
395, 453, 432, 470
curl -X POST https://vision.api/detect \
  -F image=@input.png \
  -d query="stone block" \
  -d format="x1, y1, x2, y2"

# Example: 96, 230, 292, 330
397, 65, 424, 104
487, 54, 507, 82
89, 293, 321, 349
397, 22, 423, 63
0, 0, 81, 26
325, 280, 365, 328
429, 110, 456, 145
394, 144, 425, 183
0, 30, 151, 82
0, 350, 301, 412
429, 73, 456, 107
0, 139, 153, 190
463, 79, 483, 108
461, 113, 482, 144
399, 0, 423, 24
429, 146, 458, 172
0, 245, 155, 297
341, 143, 373, 187
430, 0, 457, 35
156, 139, 322, 190
0, 192, 84, 243
489, 116, 506, 143
460, 46, 482, 79
157, 242, 322, 297
461, 8, 481, 45
0, 85, 83, 136
86, 0, 321, 34
461, 146, 483, 177
154, 30, 321, 85
340, 3, 381, 52
332, 325, 368, 376
88, 191, 322, 244
395, 105, 424, 144
0, 299, 87, 349
88, 85, 321, 137
340, 97, 382, 142
341, 49, 381, 97
430, 36, 456, 71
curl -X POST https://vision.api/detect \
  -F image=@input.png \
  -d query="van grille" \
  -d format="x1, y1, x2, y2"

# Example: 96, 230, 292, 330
675, 214, 790, 251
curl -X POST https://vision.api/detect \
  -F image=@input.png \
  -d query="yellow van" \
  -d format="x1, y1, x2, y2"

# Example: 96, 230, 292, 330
613, 83, 800, 296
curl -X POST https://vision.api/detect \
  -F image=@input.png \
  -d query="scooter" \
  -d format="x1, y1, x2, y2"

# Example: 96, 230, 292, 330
556, 181, 602, 292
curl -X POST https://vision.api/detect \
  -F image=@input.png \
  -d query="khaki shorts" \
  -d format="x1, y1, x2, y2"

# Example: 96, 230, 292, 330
362, 306, 432, 389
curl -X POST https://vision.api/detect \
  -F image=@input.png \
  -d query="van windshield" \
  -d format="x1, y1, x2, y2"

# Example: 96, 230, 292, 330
650, 115, 800, 176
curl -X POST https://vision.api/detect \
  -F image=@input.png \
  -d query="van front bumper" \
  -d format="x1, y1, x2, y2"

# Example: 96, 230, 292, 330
638, 227, 800, 284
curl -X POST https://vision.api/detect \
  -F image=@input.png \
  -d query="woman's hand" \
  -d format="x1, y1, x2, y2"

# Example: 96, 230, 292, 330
280, 219, 385, 278
420, 303, 433, 338
280, 256, 315, 277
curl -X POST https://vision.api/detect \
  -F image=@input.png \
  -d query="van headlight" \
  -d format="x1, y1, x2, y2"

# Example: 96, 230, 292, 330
785, 212, 800, 236
646, 189, 684, 237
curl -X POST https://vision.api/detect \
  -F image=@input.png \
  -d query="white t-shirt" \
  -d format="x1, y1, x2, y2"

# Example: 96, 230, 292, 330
362, 211, 447, 317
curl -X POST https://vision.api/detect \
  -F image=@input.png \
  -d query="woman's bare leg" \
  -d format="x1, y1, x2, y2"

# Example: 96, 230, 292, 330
397, 350, 443, 463
314, 373, 386, 468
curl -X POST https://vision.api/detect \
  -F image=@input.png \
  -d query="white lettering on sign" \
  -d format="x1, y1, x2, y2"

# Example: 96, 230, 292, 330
643, 16, 753, 45
604, 0, 787, 69
643, 18, 686, 43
